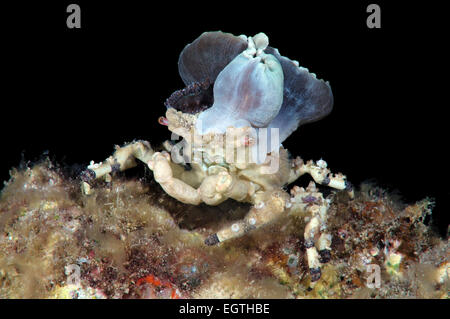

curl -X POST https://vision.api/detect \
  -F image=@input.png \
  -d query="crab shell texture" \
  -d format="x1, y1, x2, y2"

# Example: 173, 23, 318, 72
168, 31, 334, 149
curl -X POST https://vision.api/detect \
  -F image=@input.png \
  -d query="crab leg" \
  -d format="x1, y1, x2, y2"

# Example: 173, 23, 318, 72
80, 140, 154, 192
289, 157, 354, 199
204, 190, 290, 245
149, 152, 202, 205
150, 152, 255, 206
304, 215, 330, 283
290, 182, 333, 283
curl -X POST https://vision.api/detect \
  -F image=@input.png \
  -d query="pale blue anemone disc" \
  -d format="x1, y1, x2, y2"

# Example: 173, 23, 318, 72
195, 35, 284, 135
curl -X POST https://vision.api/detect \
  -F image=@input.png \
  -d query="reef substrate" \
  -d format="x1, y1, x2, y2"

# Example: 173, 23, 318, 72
0, 160, 448, 298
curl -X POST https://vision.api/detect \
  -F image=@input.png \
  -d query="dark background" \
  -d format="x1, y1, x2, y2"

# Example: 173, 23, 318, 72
2, 1, 448, 236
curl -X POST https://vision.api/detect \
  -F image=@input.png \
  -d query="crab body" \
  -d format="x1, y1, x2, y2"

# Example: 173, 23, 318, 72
162, 107, 292, 202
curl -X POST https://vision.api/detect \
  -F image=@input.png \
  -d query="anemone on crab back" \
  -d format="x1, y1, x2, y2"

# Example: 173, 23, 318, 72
165, 31, 334, 147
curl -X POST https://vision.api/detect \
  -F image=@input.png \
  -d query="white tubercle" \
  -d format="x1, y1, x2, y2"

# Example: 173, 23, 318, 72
317, 159, 328, 169
231, 223, 240, 232
252, 32, 269, 51
238, 34, 248, 41
243, 33, 269, 59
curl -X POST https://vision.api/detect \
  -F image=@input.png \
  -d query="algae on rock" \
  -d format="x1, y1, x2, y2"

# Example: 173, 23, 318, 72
0, 160, 448, 298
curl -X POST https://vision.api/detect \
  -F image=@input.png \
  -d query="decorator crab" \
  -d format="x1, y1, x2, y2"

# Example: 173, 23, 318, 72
80, 31, 354, 283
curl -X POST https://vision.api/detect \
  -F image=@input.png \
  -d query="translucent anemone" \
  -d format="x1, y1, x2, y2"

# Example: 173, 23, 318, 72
165, 31, 333, 145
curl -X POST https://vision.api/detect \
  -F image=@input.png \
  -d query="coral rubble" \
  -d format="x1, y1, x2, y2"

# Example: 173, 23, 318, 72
0, 160, 448, 298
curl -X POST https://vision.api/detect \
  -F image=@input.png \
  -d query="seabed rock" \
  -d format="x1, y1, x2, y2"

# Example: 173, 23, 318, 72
0, 159, 448, 298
